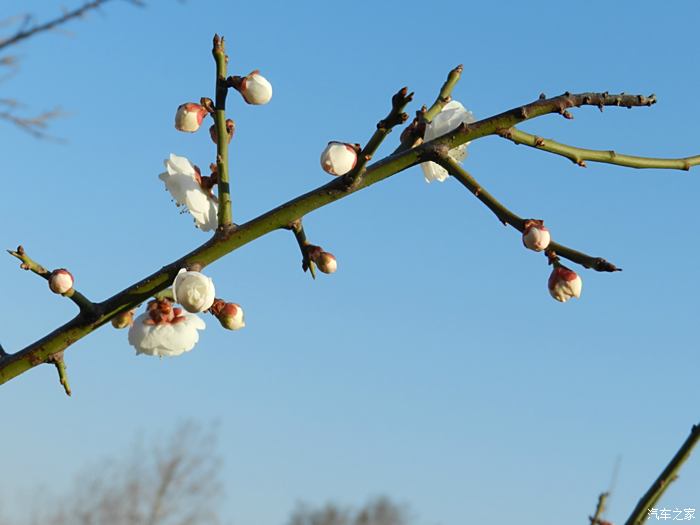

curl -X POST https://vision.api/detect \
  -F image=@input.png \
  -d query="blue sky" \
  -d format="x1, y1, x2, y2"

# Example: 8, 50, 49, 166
2, 1, 699, 524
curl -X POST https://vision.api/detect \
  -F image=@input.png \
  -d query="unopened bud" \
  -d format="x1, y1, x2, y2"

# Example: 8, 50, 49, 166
309, 248, 337, 274
522, 219, 551, 252
238, 71, 272, 105
320, 142, 357, 176
548, 265, 582, 302
48, 269, 74, 295
209, 119, 235, 144
111, 309, 135, 329
175, 103, 208, 132
217, 302, 245, 330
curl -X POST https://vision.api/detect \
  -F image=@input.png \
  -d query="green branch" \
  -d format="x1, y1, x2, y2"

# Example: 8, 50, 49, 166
502, 128, 700, 170
423, 64, 463, 123
344, 87, 413, 188
396, 64, 463, 153
7, 245, 97, 315
0, 90, 672, 386
589, 492, 609, 525
212, 35, 233, 227
436, 92, 657, 154
624, 423, 700, 525
435, 154, 621, 272
287, 219, 316, 279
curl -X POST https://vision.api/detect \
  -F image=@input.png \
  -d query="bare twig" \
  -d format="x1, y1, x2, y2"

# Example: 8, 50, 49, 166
344, 87, 413, 188
589, 492, 609, 525
287, 219, 316, 279
0, 0, 142, 52
624, 423, 700, 525
501, 128, 700, 171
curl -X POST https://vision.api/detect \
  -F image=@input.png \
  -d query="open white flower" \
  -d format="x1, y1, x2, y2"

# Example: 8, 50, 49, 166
159, 154, 218, 231
420, 100, 476, 183
128, 299, 206, 357
172, 268, 216, 313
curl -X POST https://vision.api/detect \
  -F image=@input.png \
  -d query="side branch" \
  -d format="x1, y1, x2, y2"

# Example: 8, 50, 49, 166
7, 246, 97, 314
434, 154, 620, 272
624, 423, 700, 525
501, 128, 700, 171
0, 0, 134, 52
344, 87, 413, 188
212, 35, 233, 227
423, 64, 463, 122
436, 92, 657, 153
287, 219, 316, 279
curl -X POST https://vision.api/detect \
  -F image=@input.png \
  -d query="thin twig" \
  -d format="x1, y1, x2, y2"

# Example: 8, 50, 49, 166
434, 91, 657, 155
435, 154, 621, 272
395, 64, 463, 153
287, 219, 316, 279
0, 107, 64, 139
624, 423, 700, 525
47, 351, 71, 396
589, 492, 609, 525
344, 87, 413, 189
7, 245, 97, 314
501, 128, 700, 171
212, 35, 232, 227
0, 0, 141, 52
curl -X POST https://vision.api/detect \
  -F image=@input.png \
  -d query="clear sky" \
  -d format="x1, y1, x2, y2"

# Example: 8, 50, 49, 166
2, 1, 699, 524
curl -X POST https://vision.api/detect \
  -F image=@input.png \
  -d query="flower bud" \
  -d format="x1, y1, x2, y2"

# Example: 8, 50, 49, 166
209, 119, 235, 144
548, 265, 582, 302
111, 309, 135, 329
175, 103, 208, 133
48, 269, 74, 295
315, 251, 337, 274
172, 268, 216, 313
522, 220, 551, 252
320, 142, 357, 176
217, 302, 245, 330
238, 71, 272, 105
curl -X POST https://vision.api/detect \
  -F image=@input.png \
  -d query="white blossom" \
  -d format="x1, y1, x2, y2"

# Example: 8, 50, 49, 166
172, 268, 216, 313
159, 154, 218, 231
128, 303, 206, 357
420, 100, 475, 183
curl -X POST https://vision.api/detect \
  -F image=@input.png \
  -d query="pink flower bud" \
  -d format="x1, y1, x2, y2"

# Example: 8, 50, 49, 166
217, 302, 245, 330
522, 220, 551, 252
320, 142, 357, 176
48, 269, 74, 295
175, 103, 208, 133
239, 71, 272, 105
548, 265, 582, 302
315, 251, 337, 274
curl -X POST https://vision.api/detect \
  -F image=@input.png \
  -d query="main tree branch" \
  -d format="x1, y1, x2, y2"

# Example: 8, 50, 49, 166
0, 91, 670, 386
501, 128, 700, 171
